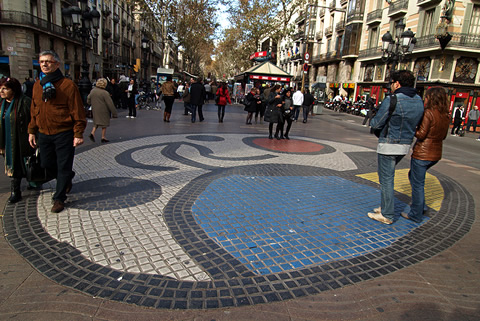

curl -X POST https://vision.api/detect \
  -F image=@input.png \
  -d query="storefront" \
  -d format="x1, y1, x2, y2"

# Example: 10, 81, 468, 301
234, 61, 292, 88
355, 84, 385, 104
342, 83, 356, 101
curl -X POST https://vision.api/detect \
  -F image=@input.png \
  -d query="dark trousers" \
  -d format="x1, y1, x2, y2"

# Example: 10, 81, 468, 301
293, 105, 301, 120
302, 105, 310, 122
466, 119, 478, 132
128, 97, 136, 117
190, 105, 204, 122
163, 96, 175, 113
38, 131, 75, 202
451, 119, 462, 134
218, 105, 225, 121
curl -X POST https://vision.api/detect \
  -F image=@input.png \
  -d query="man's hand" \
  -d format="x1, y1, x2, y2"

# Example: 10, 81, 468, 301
28, 134, 36, 148
74, 137, 84, 147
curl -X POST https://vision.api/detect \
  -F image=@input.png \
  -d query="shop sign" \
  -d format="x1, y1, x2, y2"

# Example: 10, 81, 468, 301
329, 83, 339, 88
363, 87, 371, 92
456, 92, 469, 98
249, 75, 290, 82
342, 83, 355, 89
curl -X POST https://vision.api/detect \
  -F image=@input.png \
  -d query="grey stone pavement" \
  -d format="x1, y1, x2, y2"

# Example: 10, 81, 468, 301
0, 101, 479, 320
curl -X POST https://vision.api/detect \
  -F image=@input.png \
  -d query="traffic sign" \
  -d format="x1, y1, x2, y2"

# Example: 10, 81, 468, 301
304, 52, 310, 61
303, 63, 309, 72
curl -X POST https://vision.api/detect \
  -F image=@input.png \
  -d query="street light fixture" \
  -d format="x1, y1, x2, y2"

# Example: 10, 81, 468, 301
141, 36, 150, 87
381, 19, 416, 83
62, 0, 100, 103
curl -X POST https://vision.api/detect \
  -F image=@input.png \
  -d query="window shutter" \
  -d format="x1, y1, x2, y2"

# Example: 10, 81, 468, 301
432, 6, 441, 34
462, 3, 474, 34
417, 11, 425, 37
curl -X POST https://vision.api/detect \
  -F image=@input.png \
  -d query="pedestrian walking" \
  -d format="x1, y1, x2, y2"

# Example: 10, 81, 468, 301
466, 106, 479, 133
216, 83, 231, 123
87, 78, 118, 143
161, 75, 176, 122
450, 105, 464, 136
126, 78, 138, 118
402, 86, 450, 223
367, 70, 424, 225
190, 78, 206, 123
244, 87, 258, 125
264, 85, 284, 139
254, 88, 265, 124
182, 83, 191, 115
282, 89, 294, 139
302, 89, 315, 123
118, 75, 129, 109
28, 50, 87, 213
292, 87, 303, 121
0, 77, 34, 203
362, 94, 377, 127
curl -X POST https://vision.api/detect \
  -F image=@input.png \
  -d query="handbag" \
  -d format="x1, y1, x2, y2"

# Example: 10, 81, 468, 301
215, 95, 220, 104
25, 149, 50, 184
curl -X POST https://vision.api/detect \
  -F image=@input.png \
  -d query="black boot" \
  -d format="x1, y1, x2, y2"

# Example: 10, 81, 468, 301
8, 178, 22, 204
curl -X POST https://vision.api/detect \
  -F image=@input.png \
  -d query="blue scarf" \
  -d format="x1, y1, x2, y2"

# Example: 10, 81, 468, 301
39, 69, 64, 101
1, 98, 16, 175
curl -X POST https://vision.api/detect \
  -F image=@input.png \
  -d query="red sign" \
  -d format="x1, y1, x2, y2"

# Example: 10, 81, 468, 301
249, 75, 290, 82
303, 63, 309, 72
456, 92, 469, 98
249, 51, 268, 60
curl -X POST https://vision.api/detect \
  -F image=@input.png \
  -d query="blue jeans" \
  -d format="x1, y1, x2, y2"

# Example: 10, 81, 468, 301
293, 105, 301, 120
407, 158, 437, 222
38, 131, 75, 202
378, 153, 405, 221
302, 105, 310, 122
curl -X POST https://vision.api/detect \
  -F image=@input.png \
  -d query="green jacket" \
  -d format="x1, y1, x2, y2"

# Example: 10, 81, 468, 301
0, 94, 34, 177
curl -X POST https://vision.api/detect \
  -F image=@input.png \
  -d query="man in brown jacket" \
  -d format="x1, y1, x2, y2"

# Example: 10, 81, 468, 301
28, 50, 86, 213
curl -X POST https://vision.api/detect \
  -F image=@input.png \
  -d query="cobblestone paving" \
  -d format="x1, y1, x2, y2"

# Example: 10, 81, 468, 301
3, 134, 475, 310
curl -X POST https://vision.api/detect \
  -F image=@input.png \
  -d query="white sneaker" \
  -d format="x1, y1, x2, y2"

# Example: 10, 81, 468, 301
476, 138, 480, 141
131, 116, 136, 118
126, 116, 130, 118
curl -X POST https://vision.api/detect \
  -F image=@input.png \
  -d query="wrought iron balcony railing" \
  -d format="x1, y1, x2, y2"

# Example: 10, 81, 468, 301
366, 9, 382, 24
0, 10, 81, 43
388, 0, 409, 16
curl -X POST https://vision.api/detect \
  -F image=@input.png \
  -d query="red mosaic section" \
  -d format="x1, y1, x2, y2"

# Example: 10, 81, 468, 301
252, 138, 325, 153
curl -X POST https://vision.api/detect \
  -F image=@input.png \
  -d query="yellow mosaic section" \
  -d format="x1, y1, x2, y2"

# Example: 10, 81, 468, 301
356, 168, 444, 211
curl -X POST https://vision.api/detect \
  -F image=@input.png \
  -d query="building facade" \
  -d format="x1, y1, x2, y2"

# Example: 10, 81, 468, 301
276, 0, 480, 114
0, 0, 177, 85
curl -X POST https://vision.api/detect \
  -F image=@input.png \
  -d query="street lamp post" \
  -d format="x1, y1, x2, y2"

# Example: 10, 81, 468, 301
381, 19, 416, 84
141, 36, 150, 89
62, 0, 100, 103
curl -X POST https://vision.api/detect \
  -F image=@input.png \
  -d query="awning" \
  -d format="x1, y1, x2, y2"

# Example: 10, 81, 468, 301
235, 61, 292, 83
156, 67, 174, 75
311, 82, 326, 89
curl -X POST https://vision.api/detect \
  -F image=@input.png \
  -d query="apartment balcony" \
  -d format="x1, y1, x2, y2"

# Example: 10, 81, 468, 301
346, 10, 364, 24
113, 34, 120, 42
316, 31, 323, 40
336, 21, 345, 32
0, 10, 81, 44
103, 28, 112, 39
293, 31, 304, 41
319, 8, 325, 17
417, 0, 441, 7
329, 1, 336, 10
122, 39, 131, 47
295, 12, 305, 24
340, 0, 348, 5
388, 0, 409, 18
290, 53, 302, 61
416, 32, 480, 51
325, 26, 333, 36
366, 9, 382, 25
358, 46, 382, 59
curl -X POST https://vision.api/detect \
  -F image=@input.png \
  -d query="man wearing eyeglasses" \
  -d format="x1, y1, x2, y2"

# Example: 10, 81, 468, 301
367, 70, 424, 225
28, 50, 86, 213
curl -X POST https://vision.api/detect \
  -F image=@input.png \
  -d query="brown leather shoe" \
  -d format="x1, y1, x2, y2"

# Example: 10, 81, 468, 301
51, 200, 65, 213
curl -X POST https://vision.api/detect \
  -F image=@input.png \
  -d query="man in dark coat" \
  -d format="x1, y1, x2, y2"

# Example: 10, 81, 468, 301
189, 78, 206, 123
302, 89, 315, 123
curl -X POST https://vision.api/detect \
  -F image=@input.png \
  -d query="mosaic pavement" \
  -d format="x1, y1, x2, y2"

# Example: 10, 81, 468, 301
3, 134, 475, 309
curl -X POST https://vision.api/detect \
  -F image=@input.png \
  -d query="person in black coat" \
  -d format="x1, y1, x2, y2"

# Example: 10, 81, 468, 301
244, 87, 259, 125
451, 105, 464, 136
189, 78, 206, 123
264, 85, 284, 139
302, 89, 315, 123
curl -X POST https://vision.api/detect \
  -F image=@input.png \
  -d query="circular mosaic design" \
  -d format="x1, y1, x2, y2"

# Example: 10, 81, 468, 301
67, 177, 162, 211
2, 134, 475, 310
186, 135, 225, 142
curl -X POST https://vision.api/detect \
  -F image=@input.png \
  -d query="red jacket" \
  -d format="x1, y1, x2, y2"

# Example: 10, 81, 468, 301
216, 88, 231, 106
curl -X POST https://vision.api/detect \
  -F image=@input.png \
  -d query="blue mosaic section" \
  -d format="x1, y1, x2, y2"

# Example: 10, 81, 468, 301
192, 175, 426, 275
